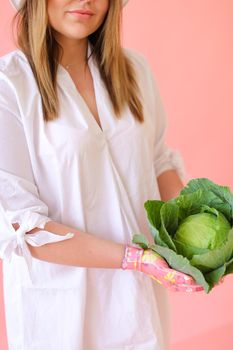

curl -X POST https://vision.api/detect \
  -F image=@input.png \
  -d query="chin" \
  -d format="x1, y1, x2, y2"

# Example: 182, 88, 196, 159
68, 35, 89, 41
61, 31, 89, 40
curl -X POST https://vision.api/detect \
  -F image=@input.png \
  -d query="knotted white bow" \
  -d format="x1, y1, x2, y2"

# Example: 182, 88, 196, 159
0, 201, 74, 284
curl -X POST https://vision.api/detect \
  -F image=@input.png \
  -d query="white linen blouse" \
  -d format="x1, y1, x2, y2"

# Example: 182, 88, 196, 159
0, 41, 184, 350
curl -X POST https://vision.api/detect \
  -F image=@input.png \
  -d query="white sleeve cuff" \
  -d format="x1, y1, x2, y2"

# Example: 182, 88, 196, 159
0, 202, 74, 284
154, 148, 186, 181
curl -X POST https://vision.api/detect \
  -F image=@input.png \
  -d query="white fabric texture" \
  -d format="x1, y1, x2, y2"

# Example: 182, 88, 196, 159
0, 41, 185, 350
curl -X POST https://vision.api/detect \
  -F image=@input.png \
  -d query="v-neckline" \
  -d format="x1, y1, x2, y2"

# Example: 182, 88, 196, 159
57, 41, 104, 134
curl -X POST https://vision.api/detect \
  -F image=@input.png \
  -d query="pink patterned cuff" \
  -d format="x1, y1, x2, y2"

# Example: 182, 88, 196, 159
121, 245, 144, 271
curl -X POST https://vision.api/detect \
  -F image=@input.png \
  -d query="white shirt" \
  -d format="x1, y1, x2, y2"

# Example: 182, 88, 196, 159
0, 41, 184, 350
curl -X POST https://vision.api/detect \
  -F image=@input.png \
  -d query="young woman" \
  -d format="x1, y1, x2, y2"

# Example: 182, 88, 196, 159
0, 0, 203, 349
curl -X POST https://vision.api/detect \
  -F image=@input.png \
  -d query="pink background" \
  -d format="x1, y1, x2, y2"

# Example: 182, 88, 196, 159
1, 0, 233, 349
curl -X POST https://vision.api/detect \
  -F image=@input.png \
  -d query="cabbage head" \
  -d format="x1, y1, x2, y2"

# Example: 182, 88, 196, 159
132, 178, 233, 293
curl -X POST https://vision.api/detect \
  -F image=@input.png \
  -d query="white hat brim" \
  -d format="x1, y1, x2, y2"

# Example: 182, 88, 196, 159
10, 0, 129, 11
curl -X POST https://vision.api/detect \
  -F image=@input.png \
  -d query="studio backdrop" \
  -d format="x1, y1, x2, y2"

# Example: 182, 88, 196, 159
0, 1, 233, 349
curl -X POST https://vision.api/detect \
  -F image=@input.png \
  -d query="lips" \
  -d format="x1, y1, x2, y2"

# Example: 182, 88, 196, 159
68, 9, 94, 15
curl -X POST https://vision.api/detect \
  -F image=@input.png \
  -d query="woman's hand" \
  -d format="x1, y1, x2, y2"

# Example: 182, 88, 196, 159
139, 249, 204, 292
122, 245, 204, 292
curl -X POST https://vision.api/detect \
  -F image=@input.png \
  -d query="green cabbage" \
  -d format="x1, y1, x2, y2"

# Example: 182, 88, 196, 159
132, 178, 233, 293
174, 211, 230, 257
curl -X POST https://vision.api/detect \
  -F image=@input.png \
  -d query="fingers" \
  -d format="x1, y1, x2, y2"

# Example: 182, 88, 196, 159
164, 275, 225, 292
168, 276, 225, 292
146, 273, 204, 292
168, 283, 204, 293
141, 256, 214, 293
167, 269, 195, 285
152, 265, 197, 286
142, 251, 197, 287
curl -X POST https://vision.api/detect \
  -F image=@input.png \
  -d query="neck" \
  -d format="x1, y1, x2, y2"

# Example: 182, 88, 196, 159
54, 33, 88, 69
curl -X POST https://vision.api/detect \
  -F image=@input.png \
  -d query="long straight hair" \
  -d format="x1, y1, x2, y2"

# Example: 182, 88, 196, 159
12, 0, 144, 123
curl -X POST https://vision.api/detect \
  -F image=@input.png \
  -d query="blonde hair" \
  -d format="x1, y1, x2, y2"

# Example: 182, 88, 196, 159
12, 0, 144, 123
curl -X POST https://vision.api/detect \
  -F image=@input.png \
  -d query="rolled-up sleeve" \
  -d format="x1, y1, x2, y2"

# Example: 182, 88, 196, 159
0, 71, 74, 283
152, 84, 185, 180
138, 53, 186, 180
